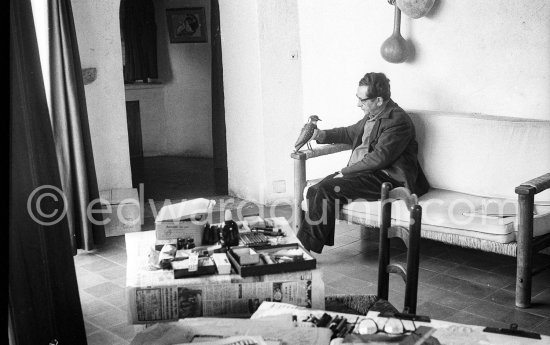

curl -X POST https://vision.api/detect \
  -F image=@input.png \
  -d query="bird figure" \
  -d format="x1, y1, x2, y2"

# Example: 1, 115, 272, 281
294, 115, 321, 152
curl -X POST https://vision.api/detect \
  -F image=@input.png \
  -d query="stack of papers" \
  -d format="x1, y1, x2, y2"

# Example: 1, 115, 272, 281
130, 315, 332, 345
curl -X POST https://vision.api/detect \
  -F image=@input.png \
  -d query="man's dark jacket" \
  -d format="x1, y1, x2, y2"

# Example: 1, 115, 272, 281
317, 99, 430, 196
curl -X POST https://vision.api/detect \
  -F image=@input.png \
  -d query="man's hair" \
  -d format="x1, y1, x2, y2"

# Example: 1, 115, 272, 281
359, 73, 391, 100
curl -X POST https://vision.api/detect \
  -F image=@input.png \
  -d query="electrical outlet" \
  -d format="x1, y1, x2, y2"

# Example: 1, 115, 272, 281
273, 180, 286, 193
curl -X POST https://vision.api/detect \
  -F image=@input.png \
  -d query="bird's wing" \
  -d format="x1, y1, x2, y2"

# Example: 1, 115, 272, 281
294, 124, 313, 149
294, 132, 307, 148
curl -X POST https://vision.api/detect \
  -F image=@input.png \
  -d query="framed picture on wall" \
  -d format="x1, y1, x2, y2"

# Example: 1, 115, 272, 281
166, 7, 208, 43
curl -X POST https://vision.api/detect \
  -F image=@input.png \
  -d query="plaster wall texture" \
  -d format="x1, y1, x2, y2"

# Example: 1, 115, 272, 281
155, 0, 213, 158
296, 0, 550, 181
258, 0, 304, 206
219, 0, 267, 203
48, 0, 133, 191
124, 85, 168, 157
219, 0, 304, 205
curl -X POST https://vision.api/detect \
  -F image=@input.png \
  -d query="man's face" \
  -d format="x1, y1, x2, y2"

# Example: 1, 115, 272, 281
356, 85, 383, 117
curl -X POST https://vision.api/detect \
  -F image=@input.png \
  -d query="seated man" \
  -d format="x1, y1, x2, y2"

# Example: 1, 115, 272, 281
297, 72, 430, 253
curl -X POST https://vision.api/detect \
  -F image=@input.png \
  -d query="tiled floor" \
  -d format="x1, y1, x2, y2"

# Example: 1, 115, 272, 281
75, 157, 550, 344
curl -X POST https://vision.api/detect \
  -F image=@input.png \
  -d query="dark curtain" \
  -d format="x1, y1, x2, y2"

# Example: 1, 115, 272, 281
121, 0, 158, 83
10, 0, 86, 342
211, 0, 228, 194
49, 0, 104, 253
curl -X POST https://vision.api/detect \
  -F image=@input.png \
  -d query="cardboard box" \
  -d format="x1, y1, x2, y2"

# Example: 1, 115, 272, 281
211, 253, 231, 275
155, 220, 205, 244
125, 230, 325, 324
155, 199, 214, 244
172, 257, 217, 279
231, 247, 260, 265
100, 188, 141, 237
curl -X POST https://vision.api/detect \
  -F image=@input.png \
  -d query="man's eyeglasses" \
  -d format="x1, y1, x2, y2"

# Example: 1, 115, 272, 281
358, 96, 376, 104
356, 317, 417, 336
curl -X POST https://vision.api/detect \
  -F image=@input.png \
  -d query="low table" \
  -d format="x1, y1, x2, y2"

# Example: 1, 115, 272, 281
125, 217, 325, 324
130, 302, 550, 345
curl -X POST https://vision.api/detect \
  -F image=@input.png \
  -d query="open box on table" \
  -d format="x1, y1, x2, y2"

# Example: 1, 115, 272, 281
227, 243, 316, 277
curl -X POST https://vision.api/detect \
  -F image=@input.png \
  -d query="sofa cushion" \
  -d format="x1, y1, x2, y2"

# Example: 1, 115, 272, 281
302, 185, 550, 244
341, 189, 550, 244
408, 112, 550, 202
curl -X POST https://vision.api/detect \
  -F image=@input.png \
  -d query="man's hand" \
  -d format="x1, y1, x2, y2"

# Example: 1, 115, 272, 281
310, 129, 319, 141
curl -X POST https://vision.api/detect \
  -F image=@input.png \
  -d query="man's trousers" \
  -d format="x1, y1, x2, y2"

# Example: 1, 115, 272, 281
296, 170, 403, 253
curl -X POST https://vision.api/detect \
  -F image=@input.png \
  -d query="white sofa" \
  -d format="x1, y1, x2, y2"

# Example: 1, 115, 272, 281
291, 111, 550, 308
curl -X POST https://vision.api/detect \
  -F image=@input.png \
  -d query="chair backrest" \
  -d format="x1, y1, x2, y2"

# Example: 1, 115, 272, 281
377, 182, 422, 314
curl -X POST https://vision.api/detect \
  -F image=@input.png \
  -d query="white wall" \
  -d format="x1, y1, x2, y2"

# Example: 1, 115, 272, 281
299, 0, 549, 122
124, 85, 168, 156
219, 0, 267, 203
154, 0, 213, 158
220, 0, 303, 204
258, 0, 303, 205
297, 0, 550, 180
63, 0, 132, 191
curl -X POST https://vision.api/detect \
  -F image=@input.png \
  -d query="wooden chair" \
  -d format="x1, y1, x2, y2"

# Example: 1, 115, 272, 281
325, 182, 422, 315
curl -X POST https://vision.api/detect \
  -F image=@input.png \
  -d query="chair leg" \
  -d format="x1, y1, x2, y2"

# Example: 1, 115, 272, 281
515, 192, 534, 308
404, 204, 421, 315
377, 183, 392, 301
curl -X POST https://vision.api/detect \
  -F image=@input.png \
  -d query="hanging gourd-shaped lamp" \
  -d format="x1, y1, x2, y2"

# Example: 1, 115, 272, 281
380, 0, 408, 63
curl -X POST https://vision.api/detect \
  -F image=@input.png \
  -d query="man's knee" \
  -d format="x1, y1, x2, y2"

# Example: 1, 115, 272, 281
310, 183, 335, 201
320, 178, 352, 198
308, 179, 333, 198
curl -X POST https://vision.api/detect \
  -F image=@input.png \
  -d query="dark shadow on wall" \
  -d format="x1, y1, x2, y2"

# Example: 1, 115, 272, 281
120, 0, 159, 83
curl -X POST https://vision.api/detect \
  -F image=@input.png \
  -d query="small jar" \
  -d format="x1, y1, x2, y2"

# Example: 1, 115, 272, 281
177, 238, 187, 250
185, 237, 195, 249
